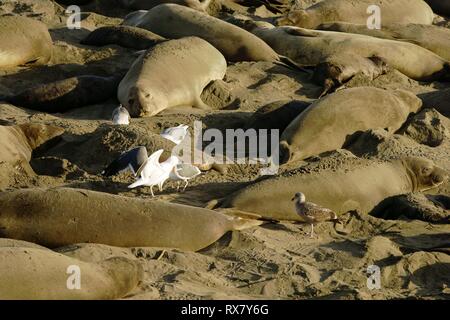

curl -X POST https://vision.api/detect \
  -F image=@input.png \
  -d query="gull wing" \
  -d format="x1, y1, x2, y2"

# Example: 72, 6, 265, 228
136, 149, 164, 177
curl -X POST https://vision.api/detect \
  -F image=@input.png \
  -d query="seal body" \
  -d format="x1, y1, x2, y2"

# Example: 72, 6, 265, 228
278, 0, 434, 29
318, 22, 450, 62
0, 188, 261, 251
123, 3, 280, 62
0, 247, 142, 299
251, 25, 450, 82
0, 16, 52, 68
118, 37, 226, 117
0, 123, 64, 168
6, 75, 122, 113
119, 0, 211, 11
220, 157, 448, 220
81, 26, 166, 50
280, 87, 422, 163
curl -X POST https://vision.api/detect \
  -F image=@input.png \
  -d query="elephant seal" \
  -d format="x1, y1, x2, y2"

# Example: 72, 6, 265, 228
312, 54, 388, 97
0, 188, 262, 251
0, 247, 142, 299
4, 75, 122, 113
425, 0, 450, 17
247, 24, 450, 82
279, 87, 422, 163
0, 123, 64, 169
419, 89, 450, 118
119, 0, 211, 11
215, 157, 448, 220
318, 22, 450, 62
118, 37, 226, 117
81, 26, 166, 50
277, 0, 434, 29
122, 4, 298, 66
0, 15, 52, 68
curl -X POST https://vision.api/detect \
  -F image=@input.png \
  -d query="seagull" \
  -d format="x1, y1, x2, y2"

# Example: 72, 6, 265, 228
112, 105, 130, 125
169, 163, 202, 192
291, 192, 340, 238
160, 124, 189, 145
102, 146, 148, 177
128, 149, 179, 197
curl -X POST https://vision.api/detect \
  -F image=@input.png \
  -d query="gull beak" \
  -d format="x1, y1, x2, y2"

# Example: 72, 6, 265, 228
291, 196, 295, 201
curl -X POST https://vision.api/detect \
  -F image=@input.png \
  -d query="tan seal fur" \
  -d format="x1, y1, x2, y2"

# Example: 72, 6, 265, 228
248, 24, 450, 82
81, 26, 166, 50
279, 87, 422, 163
277, 0, 434, 29
122, 4, 283, 63
0, 188, 262, 251
118, 37, 226, 117
318, 22, 450, 62
0, 247, 142, 299
119, 0, 211, 11
217, 157, 448, 220
0, 123, 64, 170
0, 15, 52, 68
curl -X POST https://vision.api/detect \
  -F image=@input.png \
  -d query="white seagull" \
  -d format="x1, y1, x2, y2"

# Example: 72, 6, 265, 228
160, 124, 189, 145
128, 149, 179, 197
112, 105, 130, 125
169, 163, 202, 192
292, 192, 340, 238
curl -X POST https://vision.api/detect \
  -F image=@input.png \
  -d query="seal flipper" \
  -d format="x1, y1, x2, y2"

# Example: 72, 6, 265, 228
276, 55, 311, 74
193, 97, 211, 110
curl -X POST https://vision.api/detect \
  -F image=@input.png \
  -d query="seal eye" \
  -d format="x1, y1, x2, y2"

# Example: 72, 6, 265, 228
128, 99, 134, 105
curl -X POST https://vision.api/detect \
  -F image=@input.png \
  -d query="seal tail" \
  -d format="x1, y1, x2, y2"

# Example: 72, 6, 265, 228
276, 55, 312, 74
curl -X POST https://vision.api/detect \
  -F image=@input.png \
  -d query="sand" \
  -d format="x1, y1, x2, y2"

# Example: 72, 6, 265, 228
0, 0, 449, 300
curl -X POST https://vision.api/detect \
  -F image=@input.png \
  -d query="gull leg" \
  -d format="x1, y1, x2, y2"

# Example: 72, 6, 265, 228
182, 180, 189, 192
176, 181, 180, 192
150, 185, 155, 197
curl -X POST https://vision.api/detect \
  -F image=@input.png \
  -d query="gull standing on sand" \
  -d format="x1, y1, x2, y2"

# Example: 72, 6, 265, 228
128, 149, 179, 197
292, 192, 340, 238
169, 163, 202, 192
112, 105, 130, 125
160, 124, 189, 145
102, 146, 148, 176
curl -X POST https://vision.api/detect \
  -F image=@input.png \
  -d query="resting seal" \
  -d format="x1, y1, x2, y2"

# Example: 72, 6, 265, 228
0, 15, 52, 68
0, 188, 262, 251
119, 0, 211, 11
122, 3, 299, 67
247, 24, 450, 82
318, 22, 450, 62
4, 75, 122, 113
81, 26, 166, 50
0, 247, 142, 299
277, 0, 434, 29
279, 87, 422, 163
117, 37, 226, 117
215, 157, 448, 220
0, 123, 64, 171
